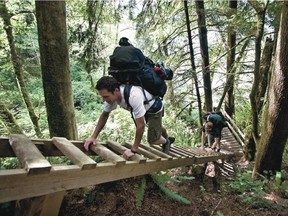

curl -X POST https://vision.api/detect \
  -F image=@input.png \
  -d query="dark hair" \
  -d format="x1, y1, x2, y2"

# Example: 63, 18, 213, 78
205, 122, 213, 133
119, 37, 132, 46
96, 76, 120, 93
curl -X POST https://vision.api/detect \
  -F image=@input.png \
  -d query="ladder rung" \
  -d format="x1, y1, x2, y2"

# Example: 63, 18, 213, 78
106, 140, 146, 163
124, 143, 161, 161
90, 144, 126, 166
9, 134, 51, 175
52, 137, 96, 170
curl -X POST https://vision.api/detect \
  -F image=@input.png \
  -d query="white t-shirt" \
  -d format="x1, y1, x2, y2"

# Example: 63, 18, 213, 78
103, 85, 161, 119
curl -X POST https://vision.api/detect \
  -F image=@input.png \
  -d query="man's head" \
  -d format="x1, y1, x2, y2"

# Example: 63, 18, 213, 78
96, 76, 120, 104
205, 122, 213, 133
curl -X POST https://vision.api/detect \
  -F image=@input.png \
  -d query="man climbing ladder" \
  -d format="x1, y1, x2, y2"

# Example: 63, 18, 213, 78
83, 76, 175, 159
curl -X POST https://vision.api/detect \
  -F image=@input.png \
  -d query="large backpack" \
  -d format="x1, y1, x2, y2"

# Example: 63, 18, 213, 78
108, 45, 172, 98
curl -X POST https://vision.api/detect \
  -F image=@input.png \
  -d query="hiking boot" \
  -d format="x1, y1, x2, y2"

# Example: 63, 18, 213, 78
162, 138, 171, 154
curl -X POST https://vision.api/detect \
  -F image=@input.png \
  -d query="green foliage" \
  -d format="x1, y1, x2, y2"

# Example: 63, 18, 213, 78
85, 191, 96, 203
162, 106, 201, 147
234, 97, 252, 135
47, 156, 74, 165
0, 158, 18, 169
151, 174, 192, 205
135, 174, 194, 208
264, 171, 288, 199
229, 168, 273, 208
135, 176, 146, 209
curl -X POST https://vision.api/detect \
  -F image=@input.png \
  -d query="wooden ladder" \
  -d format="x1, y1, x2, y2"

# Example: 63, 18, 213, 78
0, 134, 235, 215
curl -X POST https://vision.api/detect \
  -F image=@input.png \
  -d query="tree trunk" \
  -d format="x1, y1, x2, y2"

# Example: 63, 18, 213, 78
256, 37, 274, 114
217, 39, 250, 111
253, 1, 288, 178
0, 103, 23, 134
224, 0, 237, 117
248, 0, 268, 140
195, 0, 213, 112
35, 1, 78, 140
0, 1, 42, 137
184, 0, 203, 126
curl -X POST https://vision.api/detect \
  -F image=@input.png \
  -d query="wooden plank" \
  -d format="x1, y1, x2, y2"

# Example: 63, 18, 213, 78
195, 153, 234, 164
139, 144, 173, 160
16, 191, 66, 216
40, 191, 66, 216
90, 144, 126, 166
150, 145, 182, 158
172, 146, 196, 157
0, 157, 199, 203
106, 140, 147, 163
9, 134, 51, 175
174, 146, 198, 156
124, 143, 161, 161
169, 147, 192, 158
52, 137, 96, 170
186, 147, 211, 156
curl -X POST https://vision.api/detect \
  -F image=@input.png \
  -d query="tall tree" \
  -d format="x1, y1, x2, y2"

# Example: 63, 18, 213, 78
224, 0, 238, 117
35, 0, 77, 140
248, 0, 269, 140
0, 1, 42, 137
184, 0, 202, 126
195, 0, 213, 112
253, 1, 288, 178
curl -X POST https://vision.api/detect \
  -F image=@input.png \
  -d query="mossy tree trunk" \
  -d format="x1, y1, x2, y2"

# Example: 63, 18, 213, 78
35, 1, 78, 140
0, 102, 23, 134
242, 38, 274, 162
256, 37, 274, 114
224, 0, 237, 117
253, 1, 288, 178
0, 1, 42, 137
248, 0, 268, 141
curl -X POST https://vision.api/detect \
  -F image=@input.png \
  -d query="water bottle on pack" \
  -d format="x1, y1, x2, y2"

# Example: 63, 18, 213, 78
154, 61, 168, 80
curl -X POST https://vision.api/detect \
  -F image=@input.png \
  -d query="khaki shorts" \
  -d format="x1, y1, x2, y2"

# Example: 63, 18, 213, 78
145, 110, 163, 144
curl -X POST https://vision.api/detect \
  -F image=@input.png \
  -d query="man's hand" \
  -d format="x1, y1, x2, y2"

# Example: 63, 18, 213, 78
84, 137, 97, 151
123, 149, 135, 160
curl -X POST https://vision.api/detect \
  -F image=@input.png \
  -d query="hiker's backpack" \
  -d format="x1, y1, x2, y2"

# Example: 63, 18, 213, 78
108, 45, 173, 98
207, 111, 228, 128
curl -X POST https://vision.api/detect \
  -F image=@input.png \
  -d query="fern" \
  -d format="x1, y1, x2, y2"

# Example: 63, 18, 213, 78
151, 174, 191, 205
135, 176, 146, 209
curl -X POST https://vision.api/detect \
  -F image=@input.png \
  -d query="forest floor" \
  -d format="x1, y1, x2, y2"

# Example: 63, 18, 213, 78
59, 160, 288, 216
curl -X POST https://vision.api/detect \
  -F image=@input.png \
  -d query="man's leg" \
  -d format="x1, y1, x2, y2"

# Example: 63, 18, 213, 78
146, 112, 170, 153
162, 127, 175, 144
208, 134, 215, 147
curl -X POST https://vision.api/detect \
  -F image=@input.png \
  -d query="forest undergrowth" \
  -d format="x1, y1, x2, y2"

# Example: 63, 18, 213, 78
58, 160, 288, 216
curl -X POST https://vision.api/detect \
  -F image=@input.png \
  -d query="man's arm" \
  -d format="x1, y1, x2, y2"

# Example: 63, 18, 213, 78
123, 116, 145, 159
84, 111, 110, 151
201, 131, 206, 149
132, 116, 145, 151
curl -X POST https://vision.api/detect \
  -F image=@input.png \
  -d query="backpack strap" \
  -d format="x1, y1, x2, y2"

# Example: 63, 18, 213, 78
123, 84, 155, 127
124, 84, 132, 108
124, 84, 154, 109
124, 84, 136, 126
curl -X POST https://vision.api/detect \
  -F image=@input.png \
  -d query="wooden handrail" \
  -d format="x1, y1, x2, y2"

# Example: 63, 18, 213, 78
222, 110, 245, 146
